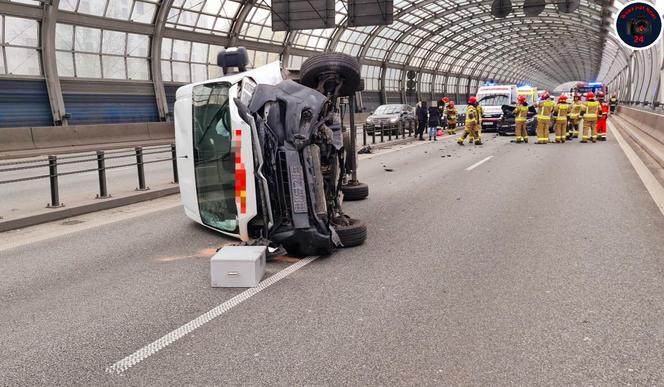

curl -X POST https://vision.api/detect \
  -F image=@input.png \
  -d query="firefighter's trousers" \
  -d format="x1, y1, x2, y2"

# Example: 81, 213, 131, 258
582, 118, 597, 142
596, 118, 607, 138
447, 122, 457, 134
554, 120, 567, 142
515, 121, 528, 142
458, 122, 480, 144
536, 118, 550, 143
568, 118, 580, 138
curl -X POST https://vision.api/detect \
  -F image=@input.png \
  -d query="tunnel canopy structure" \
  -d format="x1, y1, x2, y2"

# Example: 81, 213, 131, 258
0, 0, 661, 128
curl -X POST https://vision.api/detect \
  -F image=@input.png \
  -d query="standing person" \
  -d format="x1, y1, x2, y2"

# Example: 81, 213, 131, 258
535, 91, 555, 144
458, 96, 481, 145
512, 95, 529, 143
428, 104, 441, 141
439, 96, 449, 128
416, 101, 428, 140
596, 91, 609, 141
446, 101, 458, 135
553, 94, 570, 143
476, 101, 484, 143
567, 93, 583, 140
609, 93, 618, 114
581, 92, 600, 143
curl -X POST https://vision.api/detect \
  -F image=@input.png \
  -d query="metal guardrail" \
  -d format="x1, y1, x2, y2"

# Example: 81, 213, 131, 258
0, 144, 178, 209
361, 120, 416, 146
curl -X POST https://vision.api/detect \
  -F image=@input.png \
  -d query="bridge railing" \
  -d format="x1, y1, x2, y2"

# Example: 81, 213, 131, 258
0, 144, 177, 209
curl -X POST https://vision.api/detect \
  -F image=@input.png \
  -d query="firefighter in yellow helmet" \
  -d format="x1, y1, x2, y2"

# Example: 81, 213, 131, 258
581, 92, 599, 143
458, 96, 482, 145
446, 101, 458, 135
553, 94, 570, 143
513, 95, 529, 143
535, 91, 555, 144
567, 93, 583, 140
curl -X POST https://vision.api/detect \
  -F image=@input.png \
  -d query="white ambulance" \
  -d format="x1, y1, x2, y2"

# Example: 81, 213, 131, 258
475, 84, 518, 131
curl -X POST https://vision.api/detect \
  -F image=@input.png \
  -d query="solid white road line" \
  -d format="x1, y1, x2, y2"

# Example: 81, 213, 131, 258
610, 122, 664, 217
105, 255, 319, 375
465, 156, 494, 171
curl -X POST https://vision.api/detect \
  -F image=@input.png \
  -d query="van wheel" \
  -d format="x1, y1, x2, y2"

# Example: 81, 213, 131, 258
341, 182, 369, 201
334, 218, 367, 247
300, 53, 361, 97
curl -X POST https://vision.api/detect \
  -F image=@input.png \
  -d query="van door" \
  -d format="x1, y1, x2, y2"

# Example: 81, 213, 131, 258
174, 90, 202, 223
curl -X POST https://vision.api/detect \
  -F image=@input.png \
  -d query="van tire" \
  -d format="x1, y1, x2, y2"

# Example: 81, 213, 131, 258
300, 53, 361, 97
341, 182, 369, 201
334, 218, 367, 247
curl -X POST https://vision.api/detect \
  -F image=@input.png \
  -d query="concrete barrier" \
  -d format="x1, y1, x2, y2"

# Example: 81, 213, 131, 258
147, 122, 175, 140
1, 122, 175, 153
73, 123, 152, 146
617, 106, 664, 145
0, 127, 34, 152
31, 125, 82, 149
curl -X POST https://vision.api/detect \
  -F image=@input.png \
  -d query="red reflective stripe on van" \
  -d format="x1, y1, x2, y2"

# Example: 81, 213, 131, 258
234, 128, 247, 214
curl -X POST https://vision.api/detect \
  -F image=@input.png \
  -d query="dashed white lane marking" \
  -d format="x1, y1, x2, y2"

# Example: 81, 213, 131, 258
465, 155, 494, 171
610, 122, 664, 217
105, 255, 319, 375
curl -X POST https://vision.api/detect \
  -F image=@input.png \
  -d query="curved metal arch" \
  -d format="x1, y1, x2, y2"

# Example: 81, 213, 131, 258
445, 38, 574, 88
423, 19, 626, 88
451, 28, 600, 83
454, 30, 586, 81
151, 0, 175, 120
41, 0, 68, 125
229, 0, 265, 45
356, 1, 482, 59
387, 5, 604, 71
596, 39, 629, 82
409, 13, 605, 81
468, 46, 563, 87
413, 22, 596, 86
420, 22, 603, 89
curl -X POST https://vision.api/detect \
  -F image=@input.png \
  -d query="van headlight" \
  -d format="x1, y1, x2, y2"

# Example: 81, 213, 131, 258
366, 117, 374, 124
389, 117, 398, 123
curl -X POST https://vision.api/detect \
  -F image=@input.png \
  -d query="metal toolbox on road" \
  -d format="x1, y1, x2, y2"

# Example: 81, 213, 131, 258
211, 246, 266, 288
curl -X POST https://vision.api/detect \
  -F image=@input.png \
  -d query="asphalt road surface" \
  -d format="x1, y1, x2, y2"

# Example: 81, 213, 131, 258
2, 124, 664, 385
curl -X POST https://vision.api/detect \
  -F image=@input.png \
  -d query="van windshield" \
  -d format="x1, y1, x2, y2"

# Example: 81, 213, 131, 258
478, 94, 510, 106
192, 82, 238, 233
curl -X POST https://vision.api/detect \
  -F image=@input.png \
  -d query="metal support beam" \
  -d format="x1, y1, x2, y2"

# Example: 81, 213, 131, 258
379, 62, 387, 105
151, 0, 173, 121
41, 0, 68, 126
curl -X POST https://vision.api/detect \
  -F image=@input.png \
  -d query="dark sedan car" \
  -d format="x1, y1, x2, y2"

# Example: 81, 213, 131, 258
498, 104, 538, 136
364, 104, 416, 135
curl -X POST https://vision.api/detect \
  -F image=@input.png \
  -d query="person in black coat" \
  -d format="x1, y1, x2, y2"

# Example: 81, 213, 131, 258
416, 101, 428, 140
427, 105, 441, 141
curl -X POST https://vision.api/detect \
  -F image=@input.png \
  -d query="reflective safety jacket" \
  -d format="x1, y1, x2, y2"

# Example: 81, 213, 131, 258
465, 105, 478, 124
537, 100, 555, 121
584, 101, 601, 120
476, 105, 484, 124
513, 104, 529, 122
599, 102, 609, 120
569, 102, 584, 119
554, 102, 570, 121
609, 97, 618, 107
447, 107, 458, 124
